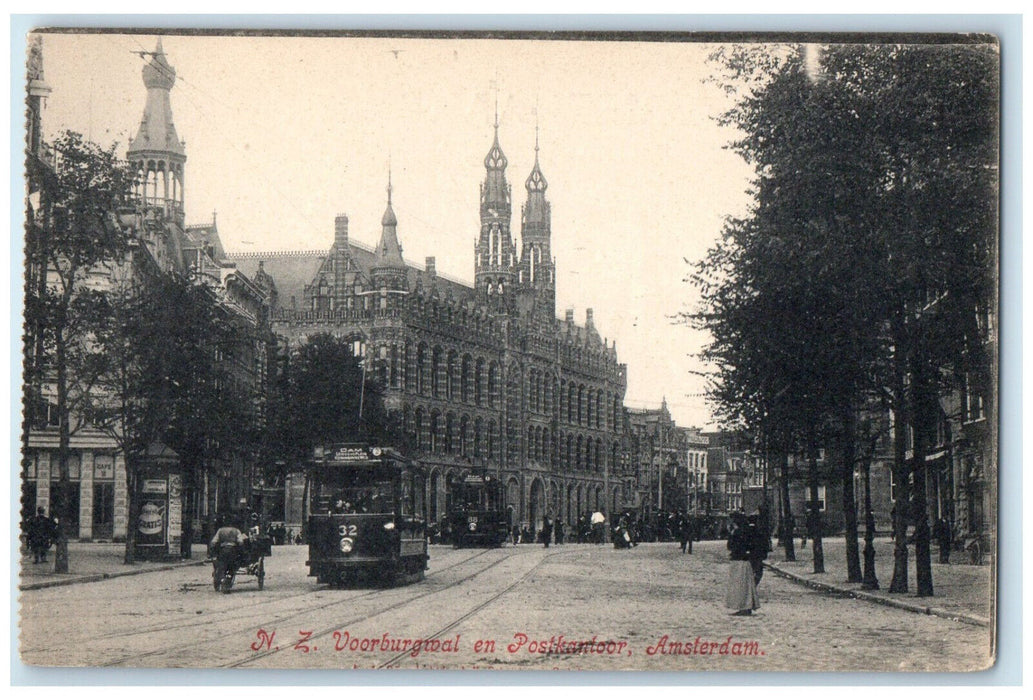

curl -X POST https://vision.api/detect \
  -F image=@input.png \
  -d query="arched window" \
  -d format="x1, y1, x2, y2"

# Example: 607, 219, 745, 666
461, 355, 472, 403
429, 411, 440, 453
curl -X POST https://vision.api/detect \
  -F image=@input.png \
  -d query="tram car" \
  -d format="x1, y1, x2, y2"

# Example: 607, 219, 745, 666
447, 472, 509, 548
306, 444, 428, 586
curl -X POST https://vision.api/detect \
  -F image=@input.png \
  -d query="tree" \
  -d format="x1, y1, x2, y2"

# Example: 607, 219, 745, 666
25, 130, 134, 573
694, 41, 997, 593
86, 268, 257, 563
264, 333, 403, 476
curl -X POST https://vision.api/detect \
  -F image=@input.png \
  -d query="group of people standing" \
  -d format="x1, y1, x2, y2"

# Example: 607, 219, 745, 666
25, 506, 58, 564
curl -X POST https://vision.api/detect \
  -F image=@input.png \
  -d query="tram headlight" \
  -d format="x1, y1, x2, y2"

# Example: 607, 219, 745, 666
340, 537, 354, 553
383, 522, 396, 530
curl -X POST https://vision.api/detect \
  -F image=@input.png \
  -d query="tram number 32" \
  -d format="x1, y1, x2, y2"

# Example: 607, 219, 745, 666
338, 524, 358, 537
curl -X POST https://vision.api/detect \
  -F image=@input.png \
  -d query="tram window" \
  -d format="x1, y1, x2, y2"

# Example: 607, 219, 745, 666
321, 479, 394, 514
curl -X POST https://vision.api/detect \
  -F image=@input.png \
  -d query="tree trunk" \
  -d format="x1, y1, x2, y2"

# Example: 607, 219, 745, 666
861, 449, 879, 590
123, 461, 138, 564
840, 407, 862, 583
888, 346, 910, 593
910, 359, 935, 597
808, 439, 824, 574
779, 451, 796, 561
54, 331, 71, 574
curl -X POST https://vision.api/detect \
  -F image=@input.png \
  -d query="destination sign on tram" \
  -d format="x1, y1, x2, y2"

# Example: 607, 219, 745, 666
314, 445, 387, 464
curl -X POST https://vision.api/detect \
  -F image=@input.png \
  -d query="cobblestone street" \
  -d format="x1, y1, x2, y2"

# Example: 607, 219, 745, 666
19, 541, 993, 672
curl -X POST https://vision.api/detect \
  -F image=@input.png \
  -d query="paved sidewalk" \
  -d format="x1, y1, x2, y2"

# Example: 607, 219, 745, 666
765, 536, 993, 626
17, 542, 207, 591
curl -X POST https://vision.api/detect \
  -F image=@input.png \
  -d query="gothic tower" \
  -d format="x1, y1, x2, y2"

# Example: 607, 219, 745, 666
519, 126, 555, 317
126, 38, 186, 225
474, 113, 517, 311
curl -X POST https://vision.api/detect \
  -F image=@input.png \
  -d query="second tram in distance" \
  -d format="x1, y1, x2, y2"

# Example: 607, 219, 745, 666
447, 471, 510, 548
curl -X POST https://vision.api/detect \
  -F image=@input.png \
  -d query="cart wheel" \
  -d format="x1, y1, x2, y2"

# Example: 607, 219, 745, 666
257, 558, 265, 590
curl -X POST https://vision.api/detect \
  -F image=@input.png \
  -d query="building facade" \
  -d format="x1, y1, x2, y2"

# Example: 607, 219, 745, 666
231, 122, 629, 532
23, 40, 272, 549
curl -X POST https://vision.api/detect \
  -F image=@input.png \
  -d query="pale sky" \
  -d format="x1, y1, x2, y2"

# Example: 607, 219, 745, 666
32, 32, 757, 429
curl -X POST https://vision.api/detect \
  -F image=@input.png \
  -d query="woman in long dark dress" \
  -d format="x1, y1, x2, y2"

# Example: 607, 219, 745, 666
725, 511, 760, 616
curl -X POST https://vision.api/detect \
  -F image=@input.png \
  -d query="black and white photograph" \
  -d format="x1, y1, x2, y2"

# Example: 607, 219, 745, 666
16, 28, 999, 673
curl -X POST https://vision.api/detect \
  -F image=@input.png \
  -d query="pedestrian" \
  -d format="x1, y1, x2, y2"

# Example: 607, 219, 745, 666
555, 518, 564, 545
541, 515, 553, 548
27, 506, 57, 564
725, 511, 760, 616
933, 517, 952, 564
800, 506, 809, 547
591, 511, 605, 544
678, 513, 692, 554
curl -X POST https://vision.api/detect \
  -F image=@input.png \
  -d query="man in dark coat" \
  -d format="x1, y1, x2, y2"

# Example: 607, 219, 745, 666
554, 518, 564, 545
27, 507, 57, 564
541, 516, 553, 548
678, 513, 695, 554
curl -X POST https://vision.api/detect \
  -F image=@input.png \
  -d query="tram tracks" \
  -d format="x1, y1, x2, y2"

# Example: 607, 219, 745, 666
19, 548, 489, 659
94, 548, 504, 667
376, 549, 556, 669
221, 546, 531, 668
92, 549, 493, 645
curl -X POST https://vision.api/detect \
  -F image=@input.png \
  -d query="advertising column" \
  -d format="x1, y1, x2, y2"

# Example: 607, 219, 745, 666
136, 472, 169, 559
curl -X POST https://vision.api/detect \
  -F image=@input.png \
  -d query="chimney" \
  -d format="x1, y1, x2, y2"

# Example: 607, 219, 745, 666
586, 308, 594, 326
334, 213, 349, 250
565, 308, 575, 324
425, 256, 436, 276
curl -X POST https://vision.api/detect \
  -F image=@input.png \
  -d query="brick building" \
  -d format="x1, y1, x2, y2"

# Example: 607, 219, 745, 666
231, 120, 630, 532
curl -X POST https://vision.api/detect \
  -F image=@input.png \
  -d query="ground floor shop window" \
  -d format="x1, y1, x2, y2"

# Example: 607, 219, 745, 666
50, 479, 80, 536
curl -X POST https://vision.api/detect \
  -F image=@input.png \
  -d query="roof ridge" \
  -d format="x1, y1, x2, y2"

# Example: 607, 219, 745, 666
227, 249, 328, 258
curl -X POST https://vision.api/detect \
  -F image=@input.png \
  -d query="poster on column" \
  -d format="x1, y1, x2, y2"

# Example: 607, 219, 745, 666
15, 24, 1003, 678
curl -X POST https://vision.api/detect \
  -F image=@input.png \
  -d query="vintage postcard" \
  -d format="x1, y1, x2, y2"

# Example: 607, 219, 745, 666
17, 29, 998, 673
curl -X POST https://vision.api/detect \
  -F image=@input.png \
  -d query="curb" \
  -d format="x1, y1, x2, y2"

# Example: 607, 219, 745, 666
765, 562, 990, 628
18, 558, 207, 591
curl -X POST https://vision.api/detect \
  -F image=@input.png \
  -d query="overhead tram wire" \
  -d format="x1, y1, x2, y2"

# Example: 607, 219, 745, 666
116, 35, 330, 246
120, 34, 487, 262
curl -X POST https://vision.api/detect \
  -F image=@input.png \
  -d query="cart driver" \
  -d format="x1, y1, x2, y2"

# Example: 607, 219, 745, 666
210, 518, 248, 571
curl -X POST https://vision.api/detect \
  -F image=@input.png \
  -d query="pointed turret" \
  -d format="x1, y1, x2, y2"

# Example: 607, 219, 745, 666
519, 123, 555, 316
127, 38, 186, 223
370, 172, 409, 307
375, 172, 404, 268
482, 122, 510, 207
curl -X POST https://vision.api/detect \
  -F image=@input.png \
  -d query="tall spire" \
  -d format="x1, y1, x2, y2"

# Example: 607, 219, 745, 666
520, 118, 554, 317
525, 121, 548, 195
375, 170, 403, 267
475, 101, 516, 308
